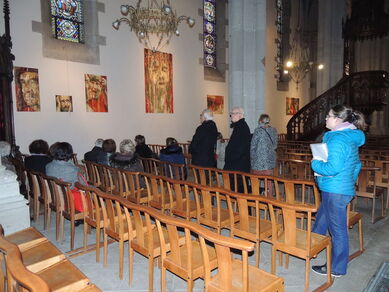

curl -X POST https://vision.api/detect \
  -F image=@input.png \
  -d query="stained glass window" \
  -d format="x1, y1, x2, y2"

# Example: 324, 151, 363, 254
51, 0, 84, 43
203, 0, 216, 68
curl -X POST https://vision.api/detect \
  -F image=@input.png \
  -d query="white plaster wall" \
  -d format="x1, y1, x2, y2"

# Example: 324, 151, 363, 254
264, 0, 303, 134
10, 0, 229, 156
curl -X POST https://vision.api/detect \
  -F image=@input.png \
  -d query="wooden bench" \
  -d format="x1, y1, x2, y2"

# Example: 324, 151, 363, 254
1, 225, 101, 292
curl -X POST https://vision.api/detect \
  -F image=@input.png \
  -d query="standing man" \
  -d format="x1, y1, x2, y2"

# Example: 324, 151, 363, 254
224, 107, 251, 191
189, 109, 218, 167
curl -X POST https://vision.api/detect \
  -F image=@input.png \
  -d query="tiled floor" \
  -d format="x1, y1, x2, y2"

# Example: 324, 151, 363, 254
30, 202, 389, 291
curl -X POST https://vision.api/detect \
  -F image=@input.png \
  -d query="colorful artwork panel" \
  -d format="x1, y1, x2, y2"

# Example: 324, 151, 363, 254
144, 49, 173, 114
85, 74, 108, 112
286, 97, 299, 115
207, 95, 224, 114
14, 67, 41, 112
56, 95, 73, 112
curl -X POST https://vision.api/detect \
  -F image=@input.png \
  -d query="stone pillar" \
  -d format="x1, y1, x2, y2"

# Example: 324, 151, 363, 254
229, 0, 267, 131
316, 0, 345, 95
0, 160, 30, 235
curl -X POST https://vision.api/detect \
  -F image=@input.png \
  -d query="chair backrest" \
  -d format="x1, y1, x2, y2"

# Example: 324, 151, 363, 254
357, 167, 379, 195
266, 198, 317, 251
45, 175, 63, 211
82, 160, 98, 186
120, 170, 145, 203
189, 165, 224, 188
0, 226, 50, 292
139, 157, 159, 175
76, 183, 102, 228
142, 172, 173, 212
52, 178, 73, 215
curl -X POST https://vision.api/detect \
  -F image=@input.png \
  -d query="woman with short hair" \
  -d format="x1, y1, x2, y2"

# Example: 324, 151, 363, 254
24, 139, 52, 174
110, 139, 143, 172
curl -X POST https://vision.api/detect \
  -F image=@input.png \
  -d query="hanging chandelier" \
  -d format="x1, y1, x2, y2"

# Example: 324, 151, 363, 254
112, 0, 195, 52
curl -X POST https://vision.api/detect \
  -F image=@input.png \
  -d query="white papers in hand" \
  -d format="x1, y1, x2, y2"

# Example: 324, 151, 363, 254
310, 143, 328, 176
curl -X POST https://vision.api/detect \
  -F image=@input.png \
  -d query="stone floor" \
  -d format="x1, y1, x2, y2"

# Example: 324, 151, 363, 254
30, 202, 389, 292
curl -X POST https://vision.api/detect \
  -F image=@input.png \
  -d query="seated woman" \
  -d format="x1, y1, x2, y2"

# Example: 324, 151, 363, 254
110, 139, 144, 172
24, 139, 52, 174
46, 142, 87, 212
102, 139, 116, 166
134, 135, 157, 159
159, 137, 186, 179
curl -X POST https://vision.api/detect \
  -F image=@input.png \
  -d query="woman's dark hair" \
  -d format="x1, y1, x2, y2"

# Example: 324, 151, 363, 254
331, 105, 367, 131
102, 139, 116, 153
135, 135, 145, 145
49, 142, 73, 161
29, 139, 49, 154
166, 137, 178, 147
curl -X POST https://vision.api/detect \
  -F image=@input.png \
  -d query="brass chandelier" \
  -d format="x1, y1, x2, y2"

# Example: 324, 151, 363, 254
112, 0, 195, 52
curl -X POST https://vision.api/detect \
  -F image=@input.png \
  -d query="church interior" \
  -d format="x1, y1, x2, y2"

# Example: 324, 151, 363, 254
0, 0, 389, 291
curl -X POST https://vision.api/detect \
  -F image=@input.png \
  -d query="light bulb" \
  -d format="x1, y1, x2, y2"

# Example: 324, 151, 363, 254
120, 5, 129, 16
112, 20, 120, 30
187, 18, 195, 27
286, 60, 293, 68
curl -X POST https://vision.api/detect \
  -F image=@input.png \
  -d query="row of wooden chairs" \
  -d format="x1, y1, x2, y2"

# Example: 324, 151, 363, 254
76, 183, 288, 291
0, 225, 100, 292
26, 169, 84, 250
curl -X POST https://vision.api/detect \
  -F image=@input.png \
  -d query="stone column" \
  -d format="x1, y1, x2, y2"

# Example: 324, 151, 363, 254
0, 160, 30, 235
229, 0, 267, 131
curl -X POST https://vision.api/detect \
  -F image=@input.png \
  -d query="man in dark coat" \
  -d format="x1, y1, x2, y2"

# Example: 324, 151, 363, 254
189, 109, 218, 167
84, 138, 106, 164
224, 107, 251, 192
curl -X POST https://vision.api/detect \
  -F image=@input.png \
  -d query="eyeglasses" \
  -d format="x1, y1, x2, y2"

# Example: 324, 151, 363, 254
326, 114, 336, 119
230, 112, 241, 117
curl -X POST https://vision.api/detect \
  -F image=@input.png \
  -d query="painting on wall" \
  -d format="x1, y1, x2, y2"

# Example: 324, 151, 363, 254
207, 95, 224, 114
56, 95, 73, 112
286, 97, 299, 115
144, 49, 173, 113
85, 74, 108, 112
14, 67, 41, 112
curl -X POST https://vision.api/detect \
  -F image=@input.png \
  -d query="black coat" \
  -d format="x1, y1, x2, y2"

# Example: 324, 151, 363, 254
189, 120, 218, 167
224, 118, 251, 172
84, 146, 107, 164
24, 155, 52, 174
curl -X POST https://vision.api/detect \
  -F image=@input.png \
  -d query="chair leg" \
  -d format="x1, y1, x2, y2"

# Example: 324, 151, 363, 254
103, 232, 108, 267
304, 259, 310, 292
285, 254, 289, 269
255, 242, 260, 267
161, 266, 166, 292
326, 244, 332, 285
358, 219, 364, 252
96, 227, 101, 262
271, 246, 276, 274
119, 240, 124, 280
60, 214, 65, 242
148, 257, 154, 292
55, 212, 60, 241
83, 221, 88, 249
46, 206, 51, 231
70, 219, 75, 250
372, 197, 376, 223
187, 279, 193, 292
129, 248, 134, 285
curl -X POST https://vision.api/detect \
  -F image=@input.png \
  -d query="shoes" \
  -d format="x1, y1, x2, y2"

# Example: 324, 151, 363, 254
312, 264, 343, 278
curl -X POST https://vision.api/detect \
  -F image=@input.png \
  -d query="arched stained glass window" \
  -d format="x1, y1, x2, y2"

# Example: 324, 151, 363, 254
203, 0, 216, 68
50, 0, 84, 43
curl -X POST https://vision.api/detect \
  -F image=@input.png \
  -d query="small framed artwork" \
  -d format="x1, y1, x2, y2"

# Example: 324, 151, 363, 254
286, 97, 299, 115
56, 95, 73, 112
207, 95, 224, 114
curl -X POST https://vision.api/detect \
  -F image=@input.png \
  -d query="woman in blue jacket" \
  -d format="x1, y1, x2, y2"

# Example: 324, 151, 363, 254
311, 105, 366, 277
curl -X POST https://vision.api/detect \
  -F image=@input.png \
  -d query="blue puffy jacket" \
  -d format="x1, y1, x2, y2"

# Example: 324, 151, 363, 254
311, 128, 365, 196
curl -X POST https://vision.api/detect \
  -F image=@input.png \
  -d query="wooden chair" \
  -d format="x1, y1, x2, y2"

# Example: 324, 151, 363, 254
154, 208, 218, 292
121, 170, 149, 204
26, 170, 42, 222
45, 175, 65, 241
192, 184, 239, 234
95, 190, 131, 280
266, 198, 333, 292
140, 157, 159, 175
157, 160, 187, 180
54, 179, 84, 250
167, 179, 200, 220
356, 167, 386, 223
347, 201, 364, 261
76, 183, 104, 262
190, 165, 223, 188
4, 227, 47, 252
225, 191, 275, 268
0, 227, 50, 292
373, 160, 389, 211
37, 174, 55, 231
123, 201, 169, 291
143, 173, 175, 214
